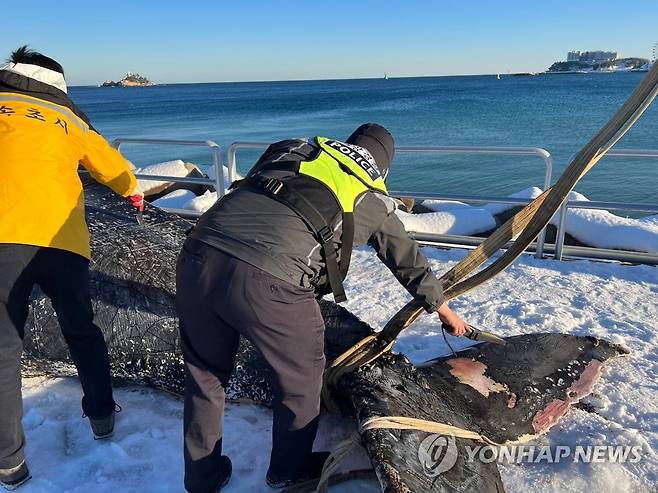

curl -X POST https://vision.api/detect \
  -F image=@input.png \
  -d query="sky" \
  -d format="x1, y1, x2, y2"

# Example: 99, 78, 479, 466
1, 0, 656, 85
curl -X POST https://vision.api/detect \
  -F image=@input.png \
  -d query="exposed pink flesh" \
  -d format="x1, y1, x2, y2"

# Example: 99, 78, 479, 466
447, 358, 508, 397
532, 360, 603, 434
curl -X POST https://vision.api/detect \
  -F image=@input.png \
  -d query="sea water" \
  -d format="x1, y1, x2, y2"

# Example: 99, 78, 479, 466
70, 73, 657, 204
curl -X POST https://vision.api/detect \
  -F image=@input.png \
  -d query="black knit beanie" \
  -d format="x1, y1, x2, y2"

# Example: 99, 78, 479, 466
346, 123, 395, 178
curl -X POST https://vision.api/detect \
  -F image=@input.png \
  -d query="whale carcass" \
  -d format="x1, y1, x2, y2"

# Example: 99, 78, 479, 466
21, 178, 628, 492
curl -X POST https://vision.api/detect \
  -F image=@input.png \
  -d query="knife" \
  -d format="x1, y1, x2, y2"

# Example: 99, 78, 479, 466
442, 323, 507, 346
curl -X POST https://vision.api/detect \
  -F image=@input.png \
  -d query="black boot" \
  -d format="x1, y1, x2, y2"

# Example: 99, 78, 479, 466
267, 408, 320, 481
266, 451, 330, 489
210, 455, 231, 491
90, 411, 115, 440
0, 461, 31, 491
88, 403, 121, 440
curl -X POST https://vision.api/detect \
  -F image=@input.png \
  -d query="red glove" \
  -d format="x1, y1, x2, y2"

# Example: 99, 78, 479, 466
128, 194, 145, 212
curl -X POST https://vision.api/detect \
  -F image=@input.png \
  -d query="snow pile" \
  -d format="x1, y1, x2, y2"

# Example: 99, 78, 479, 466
396, 200, 496, 236
555, 191, 658, 254
183, 190, 218, 213
19, 247, 658, 492
152, 190, 218, 214
145, 164, 240, 213
134, 160, 191, 195
151, 189, 196, 209
144, 166, 658, 252
482, 187, 658, 253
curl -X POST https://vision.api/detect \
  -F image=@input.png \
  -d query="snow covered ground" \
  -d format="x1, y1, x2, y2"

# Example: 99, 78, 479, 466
19, 246, 657, 492
19, 378, 374, 493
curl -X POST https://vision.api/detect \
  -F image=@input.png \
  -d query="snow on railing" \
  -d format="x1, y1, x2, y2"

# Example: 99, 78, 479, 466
553, 149, 658, 261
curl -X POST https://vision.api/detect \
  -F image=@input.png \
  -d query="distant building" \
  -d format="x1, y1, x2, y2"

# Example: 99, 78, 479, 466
575, 51, 617, 64
567, 51, 581, 62
550, 50, 646, 72
565, 50, 617, 64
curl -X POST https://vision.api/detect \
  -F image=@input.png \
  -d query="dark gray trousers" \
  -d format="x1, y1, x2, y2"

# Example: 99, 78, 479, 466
0, 244, 115, 470
176, 239, 325, 493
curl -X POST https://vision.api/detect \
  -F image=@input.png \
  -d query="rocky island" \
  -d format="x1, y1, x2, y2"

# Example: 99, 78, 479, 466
101, 72, 155, 87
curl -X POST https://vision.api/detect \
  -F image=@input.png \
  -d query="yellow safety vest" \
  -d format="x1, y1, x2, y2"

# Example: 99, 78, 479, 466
233, 136, 389, 302
300, 137, 388, 211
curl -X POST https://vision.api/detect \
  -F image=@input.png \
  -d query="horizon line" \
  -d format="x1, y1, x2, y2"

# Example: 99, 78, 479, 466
70, 71, 551, 87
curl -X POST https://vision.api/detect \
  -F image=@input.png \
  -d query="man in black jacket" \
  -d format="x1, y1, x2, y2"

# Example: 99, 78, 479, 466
176, 123, 469, 491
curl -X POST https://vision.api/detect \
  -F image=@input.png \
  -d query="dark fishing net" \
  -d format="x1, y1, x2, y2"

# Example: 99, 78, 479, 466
22, 177, 374, 404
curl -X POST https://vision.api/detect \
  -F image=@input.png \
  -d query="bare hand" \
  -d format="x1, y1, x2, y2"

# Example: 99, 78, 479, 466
436, 303, 470, 337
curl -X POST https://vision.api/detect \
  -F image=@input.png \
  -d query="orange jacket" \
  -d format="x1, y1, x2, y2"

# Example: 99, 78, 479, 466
0, 92, 136, 259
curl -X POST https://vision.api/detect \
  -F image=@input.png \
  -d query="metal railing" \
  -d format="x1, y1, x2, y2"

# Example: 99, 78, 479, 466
112, 139, 657, 265
227, 142, 554, 258
112, 138, 225, 197
228, 141, 658, 264
408, 232, 658, 265
552, 148, 658, 261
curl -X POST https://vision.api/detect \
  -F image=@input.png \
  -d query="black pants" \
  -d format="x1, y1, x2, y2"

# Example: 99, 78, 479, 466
0, 244, 115, 470
176, 239, 325, 493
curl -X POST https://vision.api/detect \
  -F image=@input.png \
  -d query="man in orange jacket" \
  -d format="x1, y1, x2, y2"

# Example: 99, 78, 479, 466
0, 46, 142, 490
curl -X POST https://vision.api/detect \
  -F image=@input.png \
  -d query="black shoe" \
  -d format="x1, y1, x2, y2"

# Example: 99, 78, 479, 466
266, 451, 330, 489
216, 456, 232, 491
0, 461, 31, 491
90, 411, 115, 440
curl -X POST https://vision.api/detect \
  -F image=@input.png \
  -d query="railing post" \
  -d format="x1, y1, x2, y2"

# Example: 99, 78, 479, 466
540, 152, 554, 191
535, 223, 548, 258
534, 151, 553, 259
553, 201, 569, 261
208, 142, 225, 198
227, 144, 239, 184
